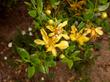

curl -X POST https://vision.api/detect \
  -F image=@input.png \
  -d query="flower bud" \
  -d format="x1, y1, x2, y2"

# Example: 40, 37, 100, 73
45, 10, 51, 15
48, 19, 54, 25
60, 54, 65, 59
101, 12, 108, 19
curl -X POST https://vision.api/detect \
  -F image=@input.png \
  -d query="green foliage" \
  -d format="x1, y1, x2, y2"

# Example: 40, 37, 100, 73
83, 9, 94, 20
14, 0, 110, 80
99, 0, 108, 4
16, 47, 30, 62
49, 0, 60, 8
28, 10, 37, 17
101, 20, 110, 33
78, 21, 85, 31
98, 2, 110, 11
16, 41, 56, 78
27, 66, 35, 78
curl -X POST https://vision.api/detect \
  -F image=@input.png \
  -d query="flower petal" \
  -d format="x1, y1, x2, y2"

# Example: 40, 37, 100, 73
55, 41, 69, 50
52, 48, 57, 56
53, 35, 62, 42
71, 25, 77, 33
49, 33, 55, 37
95, 27, 103, 35
62, 34, 70, 40
58, 21, 68, 28
40, 28, 49, 43
46, 47, 57, 56
77, 35, 89, 45
34, 39, 45, 45
84, 28, 91, 36
46, 25, 54, 32
70, 34, 76, 41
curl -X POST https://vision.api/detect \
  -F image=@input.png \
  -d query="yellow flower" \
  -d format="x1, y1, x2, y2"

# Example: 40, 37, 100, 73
34, 28, 69, 56
85, 27, 103, 40
70, 25, 89, 45
46, 19, 70, 41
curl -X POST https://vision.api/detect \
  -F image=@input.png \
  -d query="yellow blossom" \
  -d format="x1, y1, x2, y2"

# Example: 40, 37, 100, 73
70, 25, 89, 45
46, 19, 70, 41
34, 28, 69, 56
84, 27, 103, 40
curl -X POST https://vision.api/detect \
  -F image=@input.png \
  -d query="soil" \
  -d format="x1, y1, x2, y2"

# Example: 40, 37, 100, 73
90, 35, 110, 82
0, 1, 110, 82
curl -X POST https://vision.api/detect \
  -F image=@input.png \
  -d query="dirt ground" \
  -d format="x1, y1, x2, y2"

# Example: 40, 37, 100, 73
90, 35, 110, 82
0, 1, 110, 82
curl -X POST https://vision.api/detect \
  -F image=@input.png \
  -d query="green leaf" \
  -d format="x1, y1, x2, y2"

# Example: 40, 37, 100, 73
87, 0, 94, 9
39, 65, 46, 73
101, 20, 110, 33
28, 10, 37, 17
67, 60, 73, 69
70, 51, 81, 61
39, 64, 49, 74
73, 56, 81, 61
78, 21, 85, 31
98, 2, 110, 11
49, 0, 60, 8
62, 57, 73, 69
73, 51, 80, 55
27, 66, 35, 78
65, 43, 75, 55
84, 49, 92, 59
31, 54, 41, 65
45, 60, 56, 67
44, 65, 49, 74
37, 0, 43, 15
99, 0, 108, 4
84, 9, 94, 20
16, 47, 30, 62
24, 1, 32, 7
34, 21, 40, 29
31, 0, 36, 9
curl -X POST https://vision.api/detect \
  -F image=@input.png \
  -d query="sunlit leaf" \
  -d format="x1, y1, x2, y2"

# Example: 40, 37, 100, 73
84, 9, 94, 20
28, 10, 37, 17
27, 66, 35, 78
62, 57, 73, 69
37, 0, 43, 15
99, 0, 108, 4
98, 2, 110, 11
78, 21, 85, 31
31, 54, 41, 65
16, 47, 30, 62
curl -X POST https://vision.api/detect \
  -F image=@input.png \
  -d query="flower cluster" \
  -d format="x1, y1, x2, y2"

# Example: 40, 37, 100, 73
34, 19, 69, 56
34, 19, 103, 56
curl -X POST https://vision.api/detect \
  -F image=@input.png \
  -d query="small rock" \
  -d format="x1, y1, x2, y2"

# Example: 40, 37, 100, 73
28, 27, 32, 31
21, 30, 26, 35
8, 42, 12, 48
41, 77, 45, 80
29, 32, 33, 36
4, 56, 7, 60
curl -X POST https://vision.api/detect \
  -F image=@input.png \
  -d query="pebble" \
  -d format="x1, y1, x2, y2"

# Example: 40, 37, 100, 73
28, 27, 32, 31
21, 30, 26, 35
75, 21, 78, 25
29, 32, 33, 36
41, 77, 45, 80
4, 56, 7, 60
8, 42, 12, 48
